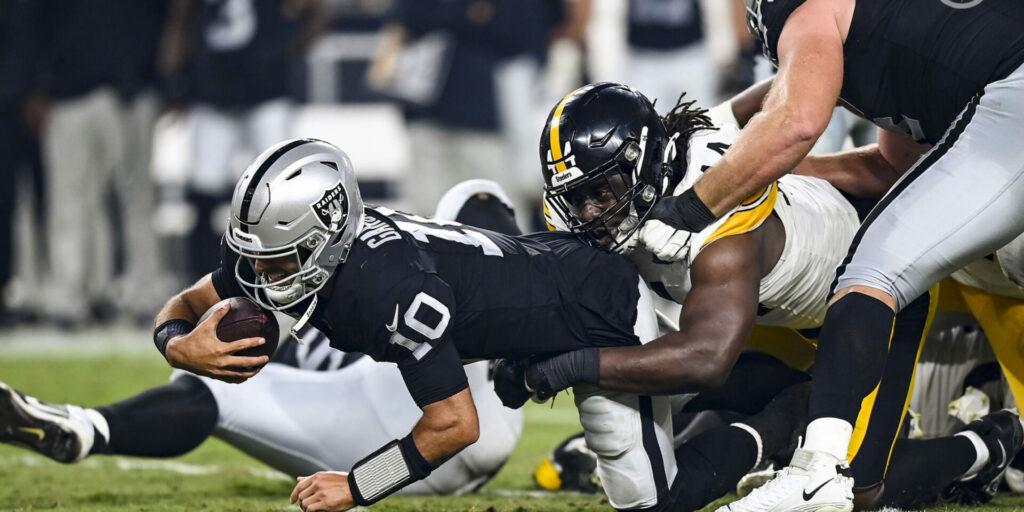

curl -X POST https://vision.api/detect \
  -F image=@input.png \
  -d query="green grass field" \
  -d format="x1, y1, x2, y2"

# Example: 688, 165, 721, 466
0, 345, 1021, 512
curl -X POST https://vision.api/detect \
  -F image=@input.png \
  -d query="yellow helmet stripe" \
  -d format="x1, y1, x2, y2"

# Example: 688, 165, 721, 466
549, 85, 593, 174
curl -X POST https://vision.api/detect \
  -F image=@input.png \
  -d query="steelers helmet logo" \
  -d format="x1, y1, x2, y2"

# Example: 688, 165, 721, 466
940, 0, 985, 9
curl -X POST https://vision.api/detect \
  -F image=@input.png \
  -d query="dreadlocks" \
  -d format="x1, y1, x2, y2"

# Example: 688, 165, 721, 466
659, 92, 717, 169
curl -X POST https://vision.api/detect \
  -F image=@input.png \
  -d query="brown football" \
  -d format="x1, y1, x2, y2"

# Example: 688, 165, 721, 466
198, 297, 279, 358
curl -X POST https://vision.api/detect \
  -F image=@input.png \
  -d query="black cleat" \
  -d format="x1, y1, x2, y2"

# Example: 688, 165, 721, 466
0, 381, 92, 463
941, 409, 1024, 505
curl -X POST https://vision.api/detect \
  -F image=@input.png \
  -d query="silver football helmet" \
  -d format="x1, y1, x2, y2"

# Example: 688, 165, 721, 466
224, 138, 364, 312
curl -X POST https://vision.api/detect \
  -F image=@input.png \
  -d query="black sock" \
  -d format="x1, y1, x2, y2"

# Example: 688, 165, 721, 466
877, 437, 976, 509
810, 293, 895, 424
93, 375, 218, 457
742, 381, 811, 466
849, 292, 932, 489
650, 427, 759, 511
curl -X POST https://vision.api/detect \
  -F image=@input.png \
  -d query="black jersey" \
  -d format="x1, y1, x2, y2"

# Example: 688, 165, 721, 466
628, 0, 704, 50
748, 0, 1024, 144
213, 207, 644, 407
191, 0, 299, 107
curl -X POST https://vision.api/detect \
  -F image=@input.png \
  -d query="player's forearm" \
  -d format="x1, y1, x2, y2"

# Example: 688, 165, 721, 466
695, 106, 824, 217
696, 13, 845, 218
154, 277, 217, 328
410, 388, 479, 467
597, 330, 743, 395
729, 78, 774, 128
795, 144, 899, 198
344, 389, 477, 506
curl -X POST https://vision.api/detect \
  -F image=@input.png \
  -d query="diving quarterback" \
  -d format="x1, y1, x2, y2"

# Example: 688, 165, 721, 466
631, 1, 1024, 510
522, 82, 1024, 509
0, 182, 525, 497
140, 139, 806, 512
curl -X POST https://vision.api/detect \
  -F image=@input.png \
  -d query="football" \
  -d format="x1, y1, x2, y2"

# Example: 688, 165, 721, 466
198, 297, 280, 359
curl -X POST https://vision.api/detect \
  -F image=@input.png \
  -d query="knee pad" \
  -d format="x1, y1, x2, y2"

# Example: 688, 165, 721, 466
576, 391, 638, 458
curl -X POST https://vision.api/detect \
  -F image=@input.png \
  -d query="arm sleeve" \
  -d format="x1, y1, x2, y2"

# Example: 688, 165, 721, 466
399, 338, 468, 408
210, 236, 246, 299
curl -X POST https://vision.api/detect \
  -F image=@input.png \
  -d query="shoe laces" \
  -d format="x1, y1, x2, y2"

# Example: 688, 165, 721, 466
737, 466, 806, 510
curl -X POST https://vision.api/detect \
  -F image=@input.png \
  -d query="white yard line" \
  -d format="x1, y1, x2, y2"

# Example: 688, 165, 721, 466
0, 325, 153, 358
0, 454, 289, 481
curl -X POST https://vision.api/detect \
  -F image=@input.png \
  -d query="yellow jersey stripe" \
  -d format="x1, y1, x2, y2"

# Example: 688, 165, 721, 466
700, 182, 779, 249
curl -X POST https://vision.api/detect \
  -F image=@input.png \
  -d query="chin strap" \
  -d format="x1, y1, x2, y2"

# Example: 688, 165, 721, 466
289, 295, 318, 344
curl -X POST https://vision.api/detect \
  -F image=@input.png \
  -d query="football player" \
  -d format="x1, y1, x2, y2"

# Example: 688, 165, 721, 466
629, 1, 1024, 510
517, 82, 1023, 509
0, 182, 525, 496
146, 140, 808, 512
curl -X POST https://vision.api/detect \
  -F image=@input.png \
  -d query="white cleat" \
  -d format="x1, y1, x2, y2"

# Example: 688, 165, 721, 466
736, 464, 777, 498
717, 448, 853, 512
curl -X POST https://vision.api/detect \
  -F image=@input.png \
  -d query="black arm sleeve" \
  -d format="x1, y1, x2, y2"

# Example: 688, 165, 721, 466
211, 236, 245, 299
399, 339, 469, 408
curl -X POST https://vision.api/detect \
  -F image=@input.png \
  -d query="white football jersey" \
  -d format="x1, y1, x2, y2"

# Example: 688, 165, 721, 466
951, 254, 1024, 300
629, 104, 861, 330
994, 232, 1024, 295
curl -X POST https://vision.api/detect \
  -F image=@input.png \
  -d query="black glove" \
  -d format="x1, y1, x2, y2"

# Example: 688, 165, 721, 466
491, 359, 534, 409
648, 188, 717, 233
525, 348, 600, 399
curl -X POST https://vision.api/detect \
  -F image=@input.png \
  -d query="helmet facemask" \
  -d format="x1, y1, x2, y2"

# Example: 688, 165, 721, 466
227, 226, 336, 311
546, 127, 663, 252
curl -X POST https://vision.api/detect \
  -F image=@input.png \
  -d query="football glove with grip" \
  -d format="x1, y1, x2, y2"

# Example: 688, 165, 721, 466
638, 218, 695, 263
492, 350, 601, 409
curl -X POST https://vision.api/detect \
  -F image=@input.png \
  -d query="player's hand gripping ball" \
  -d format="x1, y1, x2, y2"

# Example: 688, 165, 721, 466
198, 297, 280, 359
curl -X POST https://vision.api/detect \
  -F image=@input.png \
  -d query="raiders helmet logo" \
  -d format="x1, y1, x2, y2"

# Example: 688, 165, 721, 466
311, 182, 347, 229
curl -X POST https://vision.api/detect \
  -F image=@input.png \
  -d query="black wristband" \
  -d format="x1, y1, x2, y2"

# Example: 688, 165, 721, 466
649, 187, 717, 232
399, 433, 434, 478
528, 347, 601, 396
348, 434, 434, 506
153, 319, 194, 359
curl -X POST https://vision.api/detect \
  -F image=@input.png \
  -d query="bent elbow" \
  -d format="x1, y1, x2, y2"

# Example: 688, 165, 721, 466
696, 367, 731, 392
787, 110, 830, 146
686, 358, 733, 392
457, 417, 480, 448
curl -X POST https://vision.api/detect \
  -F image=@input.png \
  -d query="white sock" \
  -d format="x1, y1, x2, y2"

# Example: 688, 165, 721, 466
85, 409, 110, 444
731, 422, 763, 469
802, 417, 853, 461
955, 430, 990, 480
64, 405, 96, 460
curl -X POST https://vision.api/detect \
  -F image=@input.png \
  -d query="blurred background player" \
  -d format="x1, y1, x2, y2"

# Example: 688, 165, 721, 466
160, 0, 325, 281
13, 0, 168, 327
0, 0, 45, 327
367, 0, 562, 224
622, 0, 715, 113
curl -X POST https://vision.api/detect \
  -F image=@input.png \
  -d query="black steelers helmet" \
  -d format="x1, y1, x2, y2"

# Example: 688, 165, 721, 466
540, 83, 675, 250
